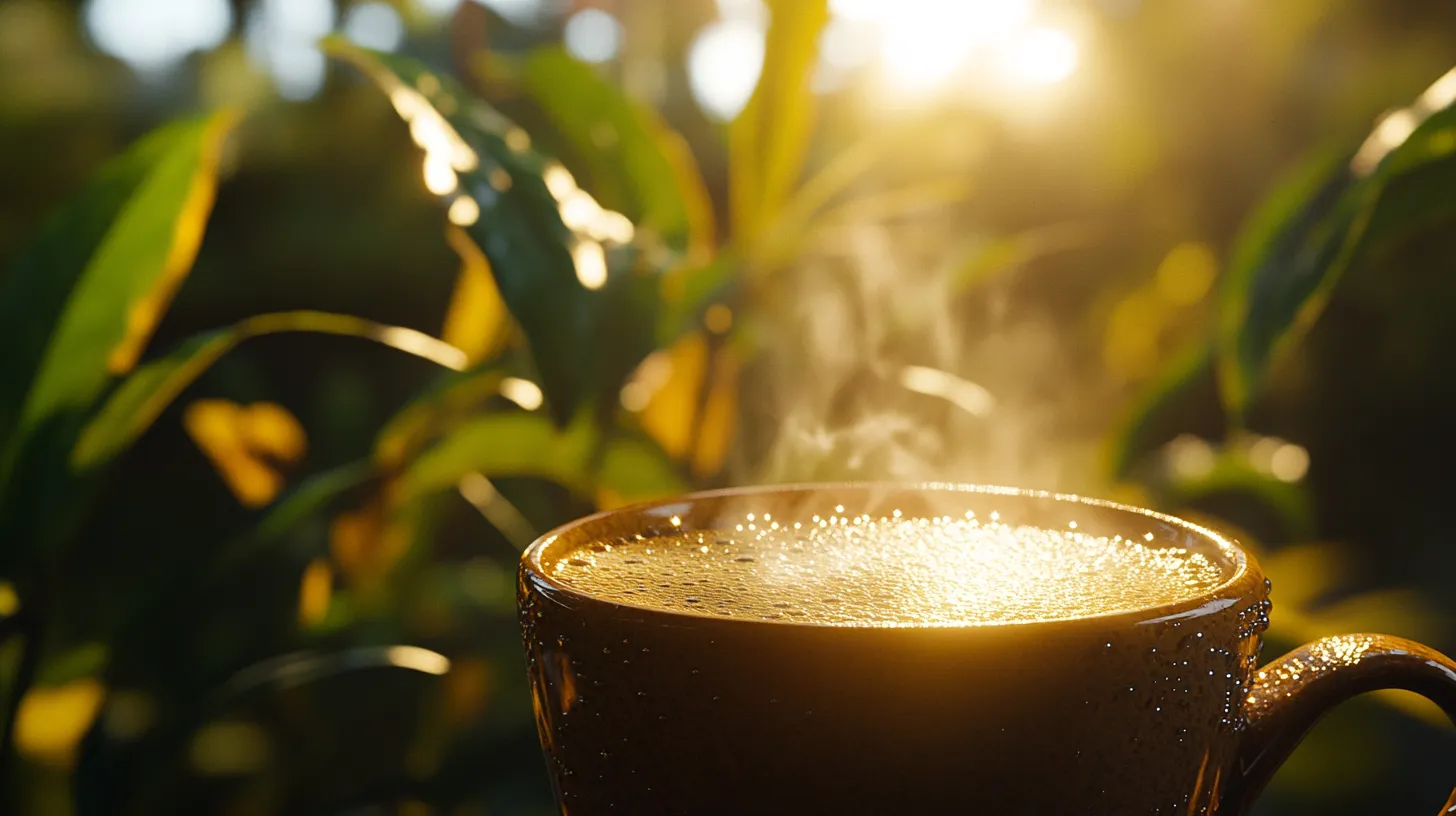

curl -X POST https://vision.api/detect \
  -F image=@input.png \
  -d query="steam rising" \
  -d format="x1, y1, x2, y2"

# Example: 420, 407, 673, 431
755, 223, 1077, 488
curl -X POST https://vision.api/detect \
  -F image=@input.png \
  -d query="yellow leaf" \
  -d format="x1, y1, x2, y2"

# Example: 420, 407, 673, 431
242, 401, 307, 462
728, 0, 829, 245
298, 558, 333, 626
638, 333, 707, 460
329, 503, 408, 585
108, 110, 239, 374
0, 581, 19, 618
189, 720, 270, 776
184, 399, 306, 508
441, 225, 509, 364
692, 347, 739, 479
16, 679, 105, 767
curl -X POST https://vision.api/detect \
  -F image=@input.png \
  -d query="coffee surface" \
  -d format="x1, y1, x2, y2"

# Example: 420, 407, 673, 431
548, 509, 1229, 626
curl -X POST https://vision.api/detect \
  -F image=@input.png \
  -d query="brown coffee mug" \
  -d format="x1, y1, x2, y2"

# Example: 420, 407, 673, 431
517, 484, 1456, 814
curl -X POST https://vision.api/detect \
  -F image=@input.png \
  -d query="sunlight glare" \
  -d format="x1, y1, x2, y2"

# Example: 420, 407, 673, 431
564, 9, 623, 63
500, 377, 545, 411
688, 20, 765, 121
448, 196, 481, 227
85, 0, 233, 73
573, 240, 609, 290
246, 0, 336, 100
344, 1, 405, 53
423, 152, 459, 195
1000, 26, 1080, 86
869, 0, 1035, 90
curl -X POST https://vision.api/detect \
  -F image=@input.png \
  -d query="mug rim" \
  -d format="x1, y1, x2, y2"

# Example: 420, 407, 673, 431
520, 482, 1258, 631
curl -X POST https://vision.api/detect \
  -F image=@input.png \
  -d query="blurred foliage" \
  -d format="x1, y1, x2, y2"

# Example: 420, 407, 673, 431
3, 0, 1456, 814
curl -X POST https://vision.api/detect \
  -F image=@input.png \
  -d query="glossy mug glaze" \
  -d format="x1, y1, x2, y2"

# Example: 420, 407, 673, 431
517, 485, 1456, 815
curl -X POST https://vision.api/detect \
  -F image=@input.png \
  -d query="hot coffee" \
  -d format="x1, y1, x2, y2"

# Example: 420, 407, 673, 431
548, 511, 1227, 626
518, 485, 1456, 815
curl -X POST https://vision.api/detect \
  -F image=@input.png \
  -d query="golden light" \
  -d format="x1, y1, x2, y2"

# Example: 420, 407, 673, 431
371, 325, 469, 370
383, 645, 452, 675
620, 349, 674, 411
1166, 434, 1215, 479
999, 26, 1080, 86
500, 377, 545, 411
448, 195, 480, 227
898, 365, 995, 417
423, 152, 459, 196
543, 163, 576, 198
1355, 66, 1456, 173
838, 0, 1036, 92
572, 239, 608, 290
543, 163, 636, 244
560, 189, 603, 232
1269, 444, 1310, 483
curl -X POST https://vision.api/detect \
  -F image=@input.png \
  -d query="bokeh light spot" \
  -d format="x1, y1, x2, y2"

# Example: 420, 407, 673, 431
84, 0, 233, 73
688, 20, 765, 121
564, 9, 623, 64
344, 1, 405, 53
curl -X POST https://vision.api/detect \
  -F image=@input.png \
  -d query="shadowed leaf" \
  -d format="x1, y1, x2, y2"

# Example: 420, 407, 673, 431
0, 112, 237, 493
1219, 67, 1456, 416
328, 41, 609, 426
73, 311, 466, 473
514, 47, 715, 260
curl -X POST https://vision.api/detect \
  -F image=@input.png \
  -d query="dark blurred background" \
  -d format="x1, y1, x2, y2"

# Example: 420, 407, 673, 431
4, 0, 1456, 813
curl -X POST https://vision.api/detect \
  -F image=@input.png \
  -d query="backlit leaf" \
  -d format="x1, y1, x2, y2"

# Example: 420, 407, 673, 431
0, 111, 237, 494
398, 413, 685, 505
1219, 67, 1456, 417
440, 225, 510, 365
691, 346, 739, 479
183, 400, 307, 508
16, 679, 105, 768
328, 41, 607, 426
729, 0, 830, 245
638, 333, 709, 461
514, 47, 715, 260
73, 311, 466, 474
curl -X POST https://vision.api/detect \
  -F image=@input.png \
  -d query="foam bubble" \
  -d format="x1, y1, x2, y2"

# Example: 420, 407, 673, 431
548, 511, 1228, 627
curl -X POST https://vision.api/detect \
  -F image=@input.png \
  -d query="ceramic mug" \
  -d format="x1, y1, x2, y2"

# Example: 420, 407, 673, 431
517, 485, 1456, 814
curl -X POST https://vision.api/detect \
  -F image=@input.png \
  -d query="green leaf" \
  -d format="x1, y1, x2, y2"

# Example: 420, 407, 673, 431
1105, 345, 1224, 481
516, 47, 715, 259
397, 413, 685, 505
656, 255, 737, 347
1219, 67, 1456, 417
327, 41, 607, 427
213, 460, 378, 571
72, 311, 468, 474
0, 112, 237, 491
373, 363, 507, 470
729, 0, 830, 245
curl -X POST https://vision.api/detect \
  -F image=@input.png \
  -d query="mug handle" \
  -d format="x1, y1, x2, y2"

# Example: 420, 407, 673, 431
1220, 634, 1456, 814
